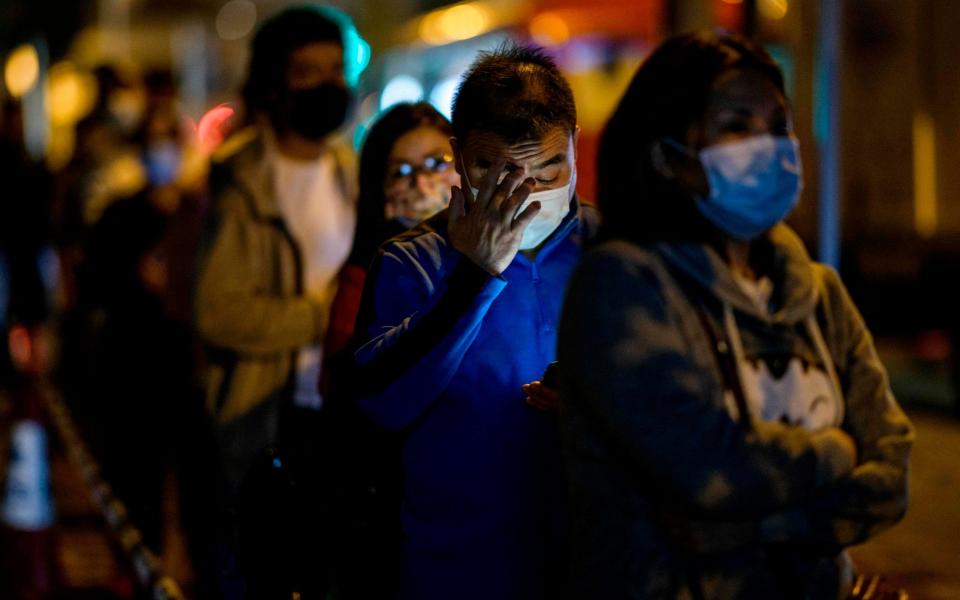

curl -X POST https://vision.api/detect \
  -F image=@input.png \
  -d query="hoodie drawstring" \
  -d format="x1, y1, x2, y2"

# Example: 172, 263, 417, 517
805, 314, 846, 426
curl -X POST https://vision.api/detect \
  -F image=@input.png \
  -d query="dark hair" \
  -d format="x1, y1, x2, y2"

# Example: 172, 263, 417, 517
350, 102, 453, 268
597, 30, 785, 243
85, 192, 168, 307
451, 43, 576, 144
242, 5, 343, 117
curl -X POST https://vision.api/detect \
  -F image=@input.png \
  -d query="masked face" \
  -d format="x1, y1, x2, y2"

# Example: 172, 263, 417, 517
698, 134, 801, 240
456, 126, 579, 250
661, 68, 799, 241
283, 83, 352, 140
384, 125, 458, 227
277, 41, 351, 140
665, 134, 802, 241
144, 139, 182, 186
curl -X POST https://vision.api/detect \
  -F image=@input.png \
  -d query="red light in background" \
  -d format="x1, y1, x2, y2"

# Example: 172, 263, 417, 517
9, 326, 33, 370
196, 104, 236, 154
714, 0, 745, 32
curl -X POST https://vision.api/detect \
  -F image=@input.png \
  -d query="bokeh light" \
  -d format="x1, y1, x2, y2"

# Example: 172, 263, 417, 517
759, 0, 789, 20
420, 3, 493, 46
47, 62, 98, 126
216, 0, 258, 41
380, 75, 423, 111
530, 13, 570, 47
4, 44, 40, 98
429, 76, 461, 119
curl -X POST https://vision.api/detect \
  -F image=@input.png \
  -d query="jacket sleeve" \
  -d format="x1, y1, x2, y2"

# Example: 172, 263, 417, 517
194, 180, 327, 355
559, 247, 859, 518
779, 268, 914, 547
349, 241, 507, 431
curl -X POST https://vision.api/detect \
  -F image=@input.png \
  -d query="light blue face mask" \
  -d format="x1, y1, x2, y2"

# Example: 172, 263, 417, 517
664, 134, 803, 241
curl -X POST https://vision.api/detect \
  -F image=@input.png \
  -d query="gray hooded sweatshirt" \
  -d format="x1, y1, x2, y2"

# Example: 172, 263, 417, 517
558, 224, 913, 599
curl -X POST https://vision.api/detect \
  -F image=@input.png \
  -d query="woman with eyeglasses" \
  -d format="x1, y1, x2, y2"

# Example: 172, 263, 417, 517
323, 102, 458, 362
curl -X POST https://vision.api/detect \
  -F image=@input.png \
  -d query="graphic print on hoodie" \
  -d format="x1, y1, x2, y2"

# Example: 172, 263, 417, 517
657, 226, 847, 434
726, 272, 843, 431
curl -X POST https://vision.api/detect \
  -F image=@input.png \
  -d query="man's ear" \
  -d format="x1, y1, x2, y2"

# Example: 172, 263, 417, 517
650, 139, 675, 180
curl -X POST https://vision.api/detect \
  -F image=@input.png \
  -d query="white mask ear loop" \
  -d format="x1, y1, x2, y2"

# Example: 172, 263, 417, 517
457, 152, 477, 204
806, 314, 846, 427
722, 302, 754, 421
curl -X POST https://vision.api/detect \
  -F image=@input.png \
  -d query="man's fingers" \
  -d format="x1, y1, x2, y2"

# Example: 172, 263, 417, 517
523, 381, 560, 412
477, 158, 506, 207
513, 200, 542, 231
448, 186, 466, 225
490, 169, 526, 212
501, 178, 535, 220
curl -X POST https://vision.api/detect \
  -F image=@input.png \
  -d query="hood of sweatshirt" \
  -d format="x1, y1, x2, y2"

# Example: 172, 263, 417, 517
655, 223, 820, 326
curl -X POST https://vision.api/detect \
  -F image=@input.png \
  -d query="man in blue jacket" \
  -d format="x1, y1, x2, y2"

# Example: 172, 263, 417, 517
349, 44, 599, 599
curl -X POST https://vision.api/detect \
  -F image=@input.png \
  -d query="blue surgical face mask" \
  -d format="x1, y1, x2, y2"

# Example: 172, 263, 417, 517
144, 140, 182, 186
664, 134, 803, 241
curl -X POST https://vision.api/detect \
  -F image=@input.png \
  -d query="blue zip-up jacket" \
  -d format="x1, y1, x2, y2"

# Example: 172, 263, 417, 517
351, 199, 599, 600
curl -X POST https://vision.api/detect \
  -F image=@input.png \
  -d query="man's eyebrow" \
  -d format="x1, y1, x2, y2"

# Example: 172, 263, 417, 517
534, 153, 566, 170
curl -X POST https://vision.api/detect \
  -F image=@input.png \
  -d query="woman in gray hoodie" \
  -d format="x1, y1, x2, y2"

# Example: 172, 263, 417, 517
558, 31, 913, 599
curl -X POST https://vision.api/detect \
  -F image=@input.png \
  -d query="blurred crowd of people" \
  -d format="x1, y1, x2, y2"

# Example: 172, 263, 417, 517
1, 3, 914, 600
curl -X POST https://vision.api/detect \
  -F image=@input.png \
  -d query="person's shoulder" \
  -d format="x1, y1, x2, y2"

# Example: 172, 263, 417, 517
582, 238, 663, 272
326, 133, 356, 165
571, 239, 669, 296
378, 210, 454, 272
566, 240, 673, 323
575, 199, 602, 241
809, 260, 857, 320
211, 126, 262, 169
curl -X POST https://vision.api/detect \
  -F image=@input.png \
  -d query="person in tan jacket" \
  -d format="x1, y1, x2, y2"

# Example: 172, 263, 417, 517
195, 6, 357, 491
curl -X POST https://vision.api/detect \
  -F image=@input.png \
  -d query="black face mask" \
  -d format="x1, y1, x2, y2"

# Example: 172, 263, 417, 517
281, 83, 352, 140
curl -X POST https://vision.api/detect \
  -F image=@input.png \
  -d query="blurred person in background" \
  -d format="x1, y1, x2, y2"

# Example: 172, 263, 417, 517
558, 30, 913, 599
80, 192, 218, 596
54, 72, 215, 590
194, 3, 356, 493
347, 44, 599, 600
55, 64, 148, 415
193, 5, 358, 598
135, 69, 209, 325
53, 64, 146, 262
0, 98, 53, 333
324, 101, 457, 373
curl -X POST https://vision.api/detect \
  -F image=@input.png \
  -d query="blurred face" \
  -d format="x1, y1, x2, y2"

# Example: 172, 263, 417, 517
383, 125, 458, 225
285, 41, 345, 91
453, 125, 579, 198
669, 67, 792, 197
276, 41, 351, 141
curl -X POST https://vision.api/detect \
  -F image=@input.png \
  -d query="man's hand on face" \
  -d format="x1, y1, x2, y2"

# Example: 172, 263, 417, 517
447, 157, 541, 277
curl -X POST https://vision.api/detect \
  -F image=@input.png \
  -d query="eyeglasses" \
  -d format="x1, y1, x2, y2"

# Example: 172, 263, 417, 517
387, 154, 453, 185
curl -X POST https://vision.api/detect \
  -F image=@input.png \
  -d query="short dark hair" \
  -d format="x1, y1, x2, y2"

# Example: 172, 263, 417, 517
451, 43, 576, 144
242, 5, 343, 116
597, 30, 786, 243
351, 102, 453, 268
